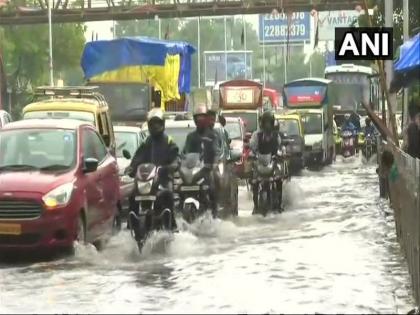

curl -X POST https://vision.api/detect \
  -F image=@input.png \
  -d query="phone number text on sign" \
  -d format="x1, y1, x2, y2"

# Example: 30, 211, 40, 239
258, 12, 310, 43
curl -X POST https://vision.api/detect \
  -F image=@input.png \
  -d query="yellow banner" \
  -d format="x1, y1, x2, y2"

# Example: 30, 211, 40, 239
90, 54, 181, 108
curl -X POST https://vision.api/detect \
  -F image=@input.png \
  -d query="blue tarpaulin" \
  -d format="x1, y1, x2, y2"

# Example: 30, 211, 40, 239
394, 33, 420, 73
81, 37, 196, 94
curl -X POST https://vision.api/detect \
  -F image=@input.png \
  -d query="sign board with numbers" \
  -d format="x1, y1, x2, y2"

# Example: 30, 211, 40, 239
258, 12, 311, 44
226, 88, 254, 104
219, 80, 263, 110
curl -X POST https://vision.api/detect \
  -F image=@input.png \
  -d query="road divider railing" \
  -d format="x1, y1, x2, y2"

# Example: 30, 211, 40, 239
379, 139, 420, 306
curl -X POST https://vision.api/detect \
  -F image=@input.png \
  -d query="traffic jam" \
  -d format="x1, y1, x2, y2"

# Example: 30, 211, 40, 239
0, 38, 377, 256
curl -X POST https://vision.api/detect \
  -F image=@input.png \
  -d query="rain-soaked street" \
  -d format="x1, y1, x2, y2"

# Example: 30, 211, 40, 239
0, 157, 415, 313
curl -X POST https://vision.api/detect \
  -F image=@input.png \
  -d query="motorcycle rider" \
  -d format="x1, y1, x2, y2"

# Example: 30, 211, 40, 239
249, 111, 283, 213
364, 117, 377, 138
183, 105, 219, 218
125, 108, 179, 237
341, 113, 357, 133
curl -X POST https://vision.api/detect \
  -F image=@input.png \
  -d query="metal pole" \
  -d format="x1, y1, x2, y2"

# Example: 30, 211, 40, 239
48, 0, 54, 86
385, 0, 398, 136
262, 16, 266, 87
198, 17, 201, 88
403, 0, 409, 128
243, 15, 248, 79
158, 18, 162, 39
224, 16, 227, 81
283, 45, 287, 84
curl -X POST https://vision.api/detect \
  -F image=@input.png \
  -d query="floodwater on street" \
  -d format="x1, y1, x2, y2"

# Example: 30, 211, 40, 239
0, 156, 415, 314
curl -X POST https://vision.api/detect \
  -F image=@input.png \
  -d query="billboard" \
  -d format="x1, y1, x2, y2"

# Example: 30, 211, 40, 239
258, 12, 310, 44
204, 51, 253, 86
318, 10, 360, 41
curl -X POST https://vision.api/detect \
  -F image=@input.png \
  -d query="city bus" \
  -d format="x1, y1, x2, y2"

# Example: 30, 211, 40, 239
324, 63, 380, 127
283, 78, 335, 167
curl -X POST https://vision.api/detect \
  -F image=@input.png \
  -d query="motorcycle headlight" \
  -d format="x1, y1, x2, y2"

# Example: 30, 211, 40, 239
137, 180, 153, 194
192, 167, 201, 175
42, 182, 74, 209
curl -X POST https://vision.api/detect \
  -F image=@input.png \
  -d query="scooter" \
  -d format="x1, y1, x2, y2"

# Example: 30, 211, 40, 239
176, 153, 212, 224
362, 133, 376, 160
128, 163, 176, 252
341, 130, 356, 158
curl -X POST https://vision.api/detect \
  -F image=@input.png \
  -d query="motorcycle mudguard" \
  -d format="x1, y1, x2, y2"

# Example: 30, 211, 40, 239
184, 197, 200, 210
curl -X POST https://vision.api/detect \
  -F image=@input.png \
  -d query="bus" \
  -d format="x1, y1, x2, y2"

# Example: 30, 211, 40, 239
283, 78, 335, 167
324, 63, 380, 127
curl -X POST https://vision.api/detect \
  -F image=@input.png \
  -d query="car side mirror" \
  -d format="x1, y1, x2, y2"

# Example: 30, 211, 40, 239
83, 157, 99, 173
122, 149, 131, 160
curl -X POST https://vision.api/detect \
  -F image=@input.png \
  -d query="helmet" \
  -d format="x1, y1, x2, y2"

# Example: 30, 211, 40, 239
365, 117, 371, 125
344, 113, 351, 120
193, 104, 208, 116
260, 111, 275, 132
193, 104, 209, 130
147, 108, 165, 138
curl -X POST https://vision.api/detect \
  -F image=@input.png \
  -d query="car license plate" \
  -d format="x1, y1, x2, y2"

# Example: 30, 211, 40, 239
180, 186, 200, 191
0, 223, 21, 235
135, 196, 156, 201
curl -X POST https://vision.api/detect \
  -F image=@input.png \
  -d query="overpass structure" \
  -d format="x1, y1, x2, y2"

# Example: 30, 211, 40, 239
0, 0, 361, 25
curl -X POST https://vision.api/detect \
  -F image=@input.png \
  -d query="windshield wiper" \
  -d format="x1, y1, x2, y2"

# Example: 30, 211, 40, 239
0, 164, 40, 171
39, 164, 70, 171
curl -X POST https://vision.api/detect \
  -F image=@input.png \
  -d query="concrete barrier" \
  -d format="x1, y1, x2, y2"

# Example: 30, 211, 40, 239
381, 140, 420, 305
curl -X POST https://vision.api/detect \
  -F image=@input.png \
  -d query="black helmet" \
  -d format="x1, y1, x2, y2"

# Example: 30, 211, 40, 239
365, 117, 371, 125
147, 108, 165, 138
260, 111, 275, 132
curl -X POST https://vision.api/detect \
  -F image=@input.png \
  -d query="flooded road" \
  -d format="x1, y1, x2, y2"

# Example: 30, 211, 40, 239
0, 157, 415, 313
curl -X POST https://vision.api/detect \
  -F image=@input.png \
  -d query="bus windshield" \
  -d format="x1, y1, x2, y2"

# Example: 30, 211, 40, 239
325, 73, 370, 112
301, 113, 322, 135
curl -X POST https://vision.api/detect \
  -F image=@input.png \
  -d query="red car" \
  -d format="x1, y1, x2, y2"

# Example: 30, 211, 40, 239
0, 119, 120, 251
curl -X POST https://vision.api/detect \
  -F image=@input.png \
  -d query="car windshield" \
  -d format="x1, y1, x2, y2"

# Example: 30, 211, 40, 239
0, 129, 76, 170
166, 127, 193, 150
302, 113, 322, 135
225, 121, 242, 140
278, 119, 300, 136
24, 111, 95, 123
115, 131, 139, 158
223, 112, 257, 133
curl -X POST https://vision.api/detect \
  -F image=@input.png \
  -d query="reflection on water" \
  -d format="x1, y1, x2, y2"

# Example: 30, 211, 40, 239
0, 157, 415, 313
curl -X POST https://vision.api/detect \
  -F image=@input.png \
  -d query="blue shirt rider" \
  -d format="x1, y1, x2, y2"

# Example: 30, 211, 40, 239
341, 113, 357, 135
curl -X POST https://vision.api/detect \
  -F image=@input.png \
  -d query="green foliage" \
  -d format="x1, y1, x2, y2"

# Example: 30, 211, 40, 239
0, 23, 86, 117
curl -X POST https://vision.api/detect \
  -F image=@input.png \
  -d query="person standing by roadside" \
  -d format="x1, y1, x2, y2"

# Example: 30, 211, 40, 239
403, 102, 420, 159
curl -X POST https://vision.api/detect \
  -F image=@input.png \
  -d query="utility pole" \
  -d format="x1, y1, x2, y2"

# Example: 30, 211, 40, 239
402, 0, 409, 128
48, 0, 54, 86
385, 0, 398, 132
224, 16, 228, 81
197, 17, 201, 88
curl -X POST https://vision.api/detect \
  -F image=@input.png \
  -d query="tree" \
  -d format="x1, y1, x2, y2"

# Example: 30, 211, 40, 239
0, 23, 86, 118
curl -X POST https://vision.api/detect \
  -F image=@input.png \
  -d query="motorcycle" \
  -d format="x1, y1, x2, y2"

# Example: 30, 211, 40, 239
362, 133, 376, 160
251, 150, 286, 216
176, 153, 211, 224
128, 163, 176, 251
341, 130, 356, 158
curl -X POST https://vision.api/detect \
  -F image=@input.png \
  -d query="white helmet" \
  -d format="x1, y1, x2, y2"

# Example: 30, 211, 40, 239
147, 108, 164, 122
